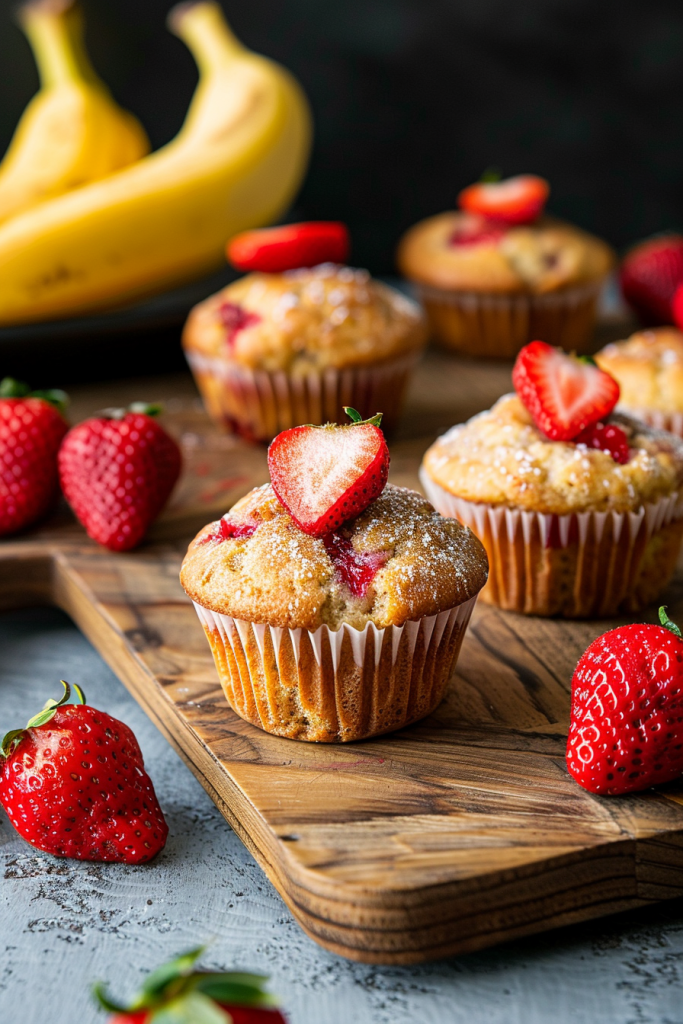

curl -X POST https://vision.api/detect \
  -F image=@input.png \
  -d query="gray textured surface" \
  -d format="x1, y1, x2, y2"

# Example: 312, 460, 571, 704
2, 608, 683, 1024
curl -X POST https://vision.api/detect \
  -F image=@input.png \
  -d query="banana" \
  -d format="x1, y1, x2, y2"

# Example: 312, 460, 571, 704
0, 0, 149, 226
0, 0, 312, 325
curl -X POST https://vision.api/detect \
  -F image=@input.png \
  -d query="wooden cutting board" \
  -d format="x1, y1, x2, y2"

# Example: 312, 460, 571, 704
3, 348, 683, 966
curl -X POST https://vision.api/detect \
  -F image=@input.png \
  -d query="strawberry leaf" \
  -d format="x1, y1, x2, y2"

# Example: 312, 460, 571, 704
479, 166, 502, 183
0, 729, 25, 759
129, 402, 164, 417
342, 407, 383, 428
92, 982, 130, 1015
195, 974, 276, 1007
138, 947, 206, 1004
0, 378, 31, 397
151, 992, 231, 1024
659, 606, 682, 638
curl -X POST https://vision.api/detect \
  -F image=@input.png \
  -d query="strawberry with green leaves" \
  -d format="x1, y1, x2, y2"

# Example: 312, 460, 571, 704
267, 407, 389, 536
0, 681, 167, 863
94, 947, 287, 1024
0, 377, 69, 536
59, 403, 182, 552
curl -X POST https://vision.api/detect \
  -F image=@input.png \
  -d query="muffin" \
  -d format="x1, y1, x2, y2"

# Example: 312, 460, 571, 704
597, 328, 683, 436
181, 481, 487, 742
397, 175, 615, 358
182, 262, 427, 441
420, 392, 683, 618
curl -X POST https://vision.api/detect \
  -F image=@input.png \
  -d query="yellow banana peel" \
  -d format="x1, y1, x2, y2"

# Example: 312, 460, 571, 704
0, 0, 312, 325
0, 0, 149, 226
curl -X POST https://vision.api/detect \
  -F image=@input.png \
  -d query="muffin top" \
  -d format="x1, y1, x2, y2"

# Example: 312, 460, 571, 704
397, 213, 614, 294
422, 394, 683, 515
596, 328, 683, 413
180, 483, 488, 630
182, 263, 427, 373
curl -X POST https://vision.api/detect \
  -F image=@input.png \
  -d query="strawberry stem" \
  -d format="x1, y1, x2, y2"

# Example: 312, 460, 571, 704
659, 606, 682, 638
100, 402, 163, 420
480, 167, 502, 183
343, 407, 383, 428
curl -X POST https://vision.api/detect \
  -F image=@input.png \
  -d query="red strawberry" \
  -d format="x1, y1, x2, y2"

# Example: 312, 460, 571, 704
227, 221, 350, 274
95, 946, 287, 1024
0, 681, 167, 862
512, 341, 620, 441
0, 378, 68, 536
567, 608, 683, 795
458, 174, 549, 225
59, 404, 182, 552
267, 408, 389, 537
574, 421, 629, 464
324, 531, 390, 597
620, 234, 683, 325
449, 215, 508, 248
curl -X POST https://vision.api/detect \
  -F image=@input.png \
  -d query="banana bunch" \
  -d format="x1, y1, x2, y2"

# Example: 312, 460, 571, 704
0, 1, 312, 325
0, 0, 149, 226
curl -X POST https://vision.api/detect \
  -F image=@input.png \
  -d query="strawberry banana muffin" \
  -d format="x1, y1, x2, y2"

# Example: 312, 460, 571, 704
181, 411, 487, 742
596, 327, 683, 436
397, 174, 614, 358
421, 342, 683, 617
183, 223, 426, 441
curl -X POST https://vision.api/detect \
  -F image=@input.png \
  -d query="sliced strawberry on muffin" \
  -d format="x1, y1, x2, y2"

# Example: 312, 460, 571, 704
457, 173, 550, 226
267, 408, 389, 536
227, 221, 350, 273
512, 340, 620, 441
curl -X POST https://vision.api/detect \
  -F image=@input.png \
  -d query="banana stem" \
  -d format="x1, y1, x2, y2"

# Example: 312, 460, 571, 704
17, 0, 100, 89
168, 1, 245, 76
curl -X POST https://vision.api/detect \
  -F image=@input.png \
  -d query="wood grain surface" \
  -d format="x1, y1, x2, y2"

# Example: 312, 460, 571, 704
4, 345, 683, 965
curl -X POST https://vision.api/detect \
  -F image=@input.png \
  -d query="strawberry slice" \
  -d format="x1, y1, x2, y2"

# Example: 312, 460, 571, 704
227, 222, 350, 274
512, 341, 620, 441
458, 174, 549, 225
267, 408, 389, 536
620, 234, 683, 325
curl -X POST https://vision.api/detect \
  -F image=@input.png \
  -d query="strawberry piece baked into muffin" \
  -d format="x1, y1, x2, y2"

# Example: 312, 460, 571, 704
181, 409, 487, 741
397, 174, 614, 358
421, 342, 683, 617
596, 327, 683, 437
182, 222, 427, 441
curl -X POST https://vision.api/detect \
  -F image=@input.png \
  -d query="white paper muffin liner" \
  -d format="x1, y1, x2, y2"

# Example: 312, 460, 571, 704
185, 349, 420, 441
420, 466, 683, 617
616, 406, 683, 439
413, 278, 604, 358
193, 595, 477, 742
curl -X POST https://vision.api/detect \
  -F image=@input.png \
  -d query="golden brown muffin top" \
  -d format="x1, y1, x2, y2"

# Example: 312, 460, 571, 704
180, 483, 488, 630
596, 328, 683, 414
422, 394, 683, 515
397, 213, 615, 294
181, 264, 427, 372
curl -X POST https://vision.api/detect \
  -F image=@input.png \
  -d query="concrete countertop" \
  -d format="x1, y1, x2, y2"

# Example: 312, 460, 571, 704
1, 606, 683, 1023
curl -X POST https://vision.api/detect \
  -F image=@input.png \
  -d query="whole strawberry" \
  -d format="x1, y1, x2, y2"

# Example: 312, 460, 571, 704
267, 407, 389, 536
566, 608, 683, 795
0, 681, 168, 862
59, 404, 181, 552
95, 946, 287, 1024
620, 233, 683, 325
0, 377, 68, 536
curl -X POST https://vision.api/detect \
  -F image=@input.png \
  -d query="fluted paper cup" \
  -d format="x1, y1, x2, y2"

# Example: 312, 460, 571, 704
420, 467, 683, 617
193, 596, 477, 742
617, 406, 683, 439
185, 350, 421, 441
414, 279, 605, 359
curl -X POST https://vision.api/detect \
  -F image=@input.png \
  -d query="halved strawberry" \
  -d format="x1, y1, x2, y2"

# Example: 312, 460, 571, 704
267, 408, 389, 536
458, 174, 549, 225
227, 222, 350, 274
512, 341, 620, 441
620, 234, 683, 325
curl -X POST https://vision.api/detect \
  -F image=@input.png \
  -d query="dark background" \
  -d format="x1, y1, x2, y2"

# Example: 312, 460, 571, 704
1, 0, 683, 276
